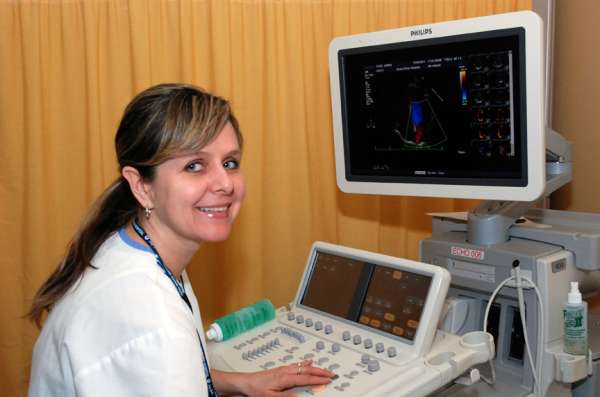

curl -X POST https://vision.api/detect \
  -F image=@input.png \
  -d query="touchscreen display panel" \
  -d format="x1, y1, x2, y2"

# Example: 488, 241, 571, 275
358, 265, 432, 341
301, 252, 365, 319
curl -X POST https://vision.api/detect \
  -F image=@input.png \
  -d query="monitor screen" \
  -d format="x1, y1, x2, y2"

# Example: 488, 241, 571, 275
341, 31, 523, 182
329, 12, 544, 201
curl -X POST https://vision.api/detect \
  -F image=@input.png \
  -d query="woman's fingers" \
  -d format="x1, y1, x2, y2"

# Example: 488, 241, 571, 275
241, 361, 335, 397
276, 361, 334, 390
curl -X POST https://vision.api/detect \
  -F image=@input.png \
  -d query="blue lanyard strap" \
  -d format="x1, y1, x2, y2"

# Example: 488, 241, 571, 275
132, 219, 188, 299
131, 218, 219, 397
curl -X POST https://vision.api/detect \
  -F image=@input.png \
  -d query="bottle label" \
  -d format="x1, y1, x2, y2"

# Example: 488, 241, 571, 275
564, 309, 584, 329
563, 307, 587, 355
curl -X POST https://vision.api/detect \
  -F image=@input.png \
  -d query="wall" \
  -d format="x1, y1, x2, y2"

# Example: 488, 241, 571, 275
552, 0, 600, 312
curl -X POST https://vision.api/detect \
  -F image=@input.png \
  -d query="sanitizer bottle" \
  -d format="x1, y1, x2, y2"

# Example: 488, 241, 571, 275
563, 282, 588, 355
206, 299, 276, 342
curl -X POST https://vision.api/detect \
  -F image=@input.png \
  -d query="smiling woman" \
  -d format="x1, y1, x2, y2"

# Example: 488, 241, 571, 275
26, 84, 333, 397
121, 121, 246, 277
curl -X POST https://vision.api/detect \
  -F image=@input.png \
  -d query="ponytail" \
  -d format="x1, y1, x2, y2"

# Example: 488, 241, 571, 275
28, 177, 138, 328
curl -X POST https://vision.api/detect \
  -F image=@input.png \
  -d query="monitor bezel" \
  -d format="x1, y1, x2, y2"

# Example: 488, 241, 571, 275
329, 11, 545, 201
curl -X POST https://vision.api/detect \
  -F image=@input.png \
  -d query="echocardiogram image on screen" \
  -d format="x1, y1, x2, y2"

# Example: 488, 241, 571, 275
339, 29, 526, 186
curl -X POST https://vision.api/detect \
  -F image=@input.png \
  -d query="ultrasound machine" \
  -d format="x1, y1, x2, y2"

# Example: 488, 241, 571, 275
208, 9, 600, 397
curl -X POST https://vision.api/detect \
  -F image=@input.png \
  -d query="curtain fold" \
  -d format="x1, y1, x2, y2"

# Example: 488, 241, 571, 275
0, 0, 531, 394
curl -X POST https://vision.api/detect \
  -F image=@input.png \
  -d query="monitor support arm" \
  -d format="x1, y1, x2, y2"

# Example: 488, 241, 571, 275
545, 127, 573, 194
467, 127, 572, 245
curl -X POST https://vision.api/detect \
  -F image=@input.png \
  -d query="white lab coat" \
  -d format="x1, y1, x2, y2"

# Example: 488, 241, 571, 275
28, 230, 211, 396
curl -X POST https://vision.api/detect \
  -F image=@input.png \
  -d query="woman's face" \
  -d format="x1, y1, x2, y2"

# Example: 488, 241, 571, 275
145, 122, 245, 246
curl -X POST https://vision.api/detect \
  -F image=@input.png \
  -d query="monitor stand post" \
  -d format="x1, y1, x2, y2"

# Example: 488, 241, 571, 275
467, 200, 536, 245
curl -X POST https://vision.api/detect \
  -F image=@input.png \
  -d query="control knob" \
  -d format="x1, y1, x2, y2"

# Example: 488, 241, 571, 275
387, 346, 397, 358
368, 360, 380, 372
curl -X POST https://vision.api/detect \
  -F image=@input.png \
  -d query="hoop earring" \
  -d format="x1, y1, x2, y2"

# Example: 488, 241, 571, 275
144, 207, 153, 220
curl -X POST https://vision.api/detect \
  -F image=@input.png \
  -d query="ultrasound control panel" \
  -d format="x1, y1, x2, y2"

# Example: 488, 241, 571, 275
300, 250, 434, 344
208, 242, 495, 396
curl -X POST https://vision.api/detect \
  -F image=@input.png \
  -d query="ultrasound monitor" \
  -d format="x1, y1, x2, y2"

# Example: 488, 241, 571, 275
295, 242, 450, 358
329, 11, 544, 201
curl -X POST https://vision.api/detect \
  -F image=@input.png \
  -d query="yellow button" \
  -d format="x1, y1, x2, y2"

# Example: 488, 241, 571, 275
370, 319, 381, 328
407, 320, 419, 329
393, 271, 403, 280
384, 312, 396, 322
360, 315, 370, 324
393, 326, 404, 336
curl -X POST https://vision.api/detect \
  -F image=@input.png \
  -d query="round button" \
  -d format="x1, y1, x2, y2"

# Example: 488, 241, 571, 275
316, 341, 325, 350
305, 318, 313, 327
342, 331, 351, 341
361, 354, 370, 364
376, 342, 384, 353
324, 325, 333, 334
296, 315, 304, 324
364, 339, 373, 349
353, 335, 362, 345
315, 321, 323, 331
332, 343, 341, 353
387, 346, 397, 358
368, 359, 380, 372
287, 312, 295, 321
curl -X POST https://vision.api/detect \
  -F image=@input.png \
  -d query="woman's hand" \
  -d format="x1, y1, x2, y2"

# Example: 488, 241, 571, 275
241, 360, 334, 397
213, 360, 334, 397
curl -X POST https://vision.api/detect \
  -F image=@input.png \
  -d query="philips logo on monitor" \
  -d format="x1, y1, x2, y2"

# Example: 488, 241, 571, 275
410, 28, 433, 37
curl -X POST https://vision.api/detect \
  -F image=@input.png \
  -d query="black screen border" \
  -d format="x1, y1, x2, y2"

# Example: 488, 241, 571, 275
337, 27, 527, 187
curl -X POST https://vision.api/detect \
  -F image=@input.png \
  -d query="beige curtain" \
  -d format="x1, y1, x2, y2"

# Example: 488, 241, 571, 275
0, 0, 531, 394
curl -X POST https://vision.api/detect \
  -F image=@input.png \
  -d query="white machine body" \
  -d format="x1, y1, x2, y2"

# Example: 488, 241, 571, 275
208, 242, 494, 396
